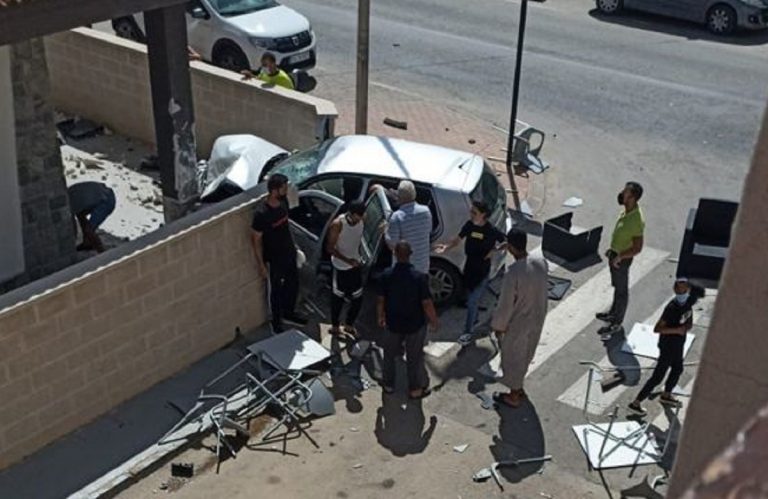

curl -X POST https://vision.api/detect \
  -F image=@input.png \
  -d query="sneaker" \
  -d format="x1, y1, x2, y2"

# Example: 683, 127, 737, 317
600, 332, 613, 342
659, 394, 682, 407
595, 312, 616, 323
598, 323, 623, 335
628, 401, 647, 416
283, 312, 309, 327
458, 333, 475, 346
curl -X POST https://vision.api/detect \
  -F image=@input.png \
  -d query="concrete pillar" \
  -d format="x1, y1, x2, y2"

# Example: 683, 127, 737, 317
668, 107, 768, 496
0, 46, 25, 284
145, 4, 197, 222
1, 38, 77, 292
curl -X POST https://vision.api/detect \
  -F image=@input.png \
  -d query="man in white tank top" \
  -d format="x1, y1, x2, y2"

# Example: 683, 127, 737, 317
326, 201, 366, 337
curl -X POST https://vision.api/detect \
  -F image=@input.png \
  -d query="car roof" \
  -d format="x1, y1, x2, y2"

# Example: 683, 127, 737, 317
316, 135, 482, 192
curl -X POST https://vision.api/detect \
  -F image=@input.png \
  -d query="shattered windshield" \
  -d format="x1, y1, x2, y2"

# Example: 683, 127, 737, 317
269, 141, 331, 187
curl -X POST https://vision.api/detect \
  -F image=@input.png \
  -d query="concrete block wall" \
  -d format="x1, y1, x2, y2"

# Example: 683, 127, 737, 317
0, 197, 266, 470
44, 28, 337, 156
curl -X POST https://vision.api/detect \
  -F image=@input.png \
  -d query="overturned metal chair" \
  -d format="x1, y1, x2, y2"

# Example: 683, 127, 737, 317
511, 120, 550, 174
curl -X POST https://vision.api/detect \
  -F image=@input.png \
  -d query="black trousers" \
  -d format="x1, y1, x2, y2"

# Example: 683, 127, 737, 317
331, 267, 363, 327
637, 338, 685, 402
381, 328, 429, 391
268, 259, 298, 328
609, 255, 633, 324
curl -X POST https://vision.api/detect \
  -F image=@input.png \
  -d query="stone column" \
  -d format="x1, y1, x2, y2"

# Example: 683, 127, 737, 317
0, 46, 25, 285
2, 38, 77, 291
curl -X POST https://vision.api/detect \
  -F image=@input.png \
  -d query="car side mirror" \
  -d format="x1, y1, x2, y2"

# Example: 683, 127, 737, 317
190, 6, 209, 19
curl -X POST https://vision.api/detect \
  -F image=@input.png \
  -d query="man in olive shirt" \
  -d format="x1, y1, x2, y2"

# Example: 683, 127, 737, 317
596, 182, 645, 340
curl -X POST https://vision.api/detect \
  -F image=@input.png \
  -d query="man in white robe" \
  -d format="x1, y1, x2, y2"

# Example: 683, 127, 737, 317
490, 228, 549, 408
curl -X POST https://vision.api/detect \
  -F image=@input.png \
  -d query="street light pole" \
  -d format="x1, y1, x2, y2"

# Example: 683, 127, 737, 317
355, 0, 371, 135
505, 0, 528, 212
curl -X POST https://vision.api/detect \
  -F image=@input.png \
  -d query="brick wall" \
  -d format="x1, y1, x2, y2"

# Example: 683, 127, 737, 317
0, 195, 266, 470
44, 28, 337, 156
1, 38, 78, 292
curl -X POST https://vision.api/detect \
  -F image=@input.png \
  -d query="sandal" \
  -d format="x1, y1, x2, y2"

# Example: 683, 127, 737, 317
343, 325, 360, 338
493, 390, 525, 408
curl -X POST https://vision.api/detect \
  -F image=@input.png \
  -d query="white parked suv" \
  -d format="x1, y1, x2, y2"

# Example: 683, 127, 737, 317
112, 0, 316, 72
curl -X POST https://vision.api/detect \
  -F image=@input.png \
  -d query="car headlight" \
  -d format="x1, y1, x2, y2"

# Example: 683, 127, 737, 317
249, 37, 277, 50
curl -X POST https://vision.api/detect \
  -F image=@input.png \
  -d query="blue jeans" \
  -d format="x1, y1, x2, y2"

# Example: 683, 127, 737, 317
88, 189, 116, 229
464, 277, 489, 336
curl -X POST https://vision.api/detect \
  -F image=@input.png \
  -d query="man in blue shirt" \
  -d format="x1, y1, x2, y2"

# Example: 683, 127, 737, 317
384, 181, 432, 274
377, 241, 439, 399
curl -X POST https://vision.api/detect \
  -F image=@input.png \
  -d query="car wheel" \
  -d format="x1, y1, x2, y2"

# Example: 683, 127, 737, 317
429, 259, 462, 307
706, 4, 737, 35
112, 17, 145, 43
213, 43, 250, 72
595, 0, 622, 14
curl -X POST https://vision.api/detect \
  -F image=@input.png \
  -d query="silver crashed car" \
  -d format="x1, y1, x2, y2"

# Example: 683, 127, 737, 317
596, 0, 768, 34
261, 135, 512, 306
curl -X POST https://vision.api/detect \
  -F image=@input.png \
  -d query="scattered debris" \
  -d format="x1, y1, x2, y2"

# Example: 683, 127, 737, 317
668, 257, 679, 263
468, 139, 476, 144
540, 493, 553, 499
445, 127, 450, 132
171, 462, 194, 478
562, 197, 583, 208
383, 117, 408, 130
392, 43, 400, 47
81, 157, 104, 170
349, 427, 360, 433
453, 444, 469, 453
130, 184, 139, 191
487, 156, 505, 163
159, 482, 168, 491
352, 463, 363, 469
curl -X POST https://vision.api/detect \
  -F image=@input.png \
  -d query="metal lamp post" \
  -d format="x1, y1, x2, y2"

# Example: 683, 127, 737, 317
505, 0, 529, 212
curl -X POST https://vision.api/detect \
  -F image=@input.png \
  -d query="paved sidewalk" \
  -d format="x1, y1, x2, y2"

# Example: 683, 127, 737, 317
116, 387, 606, 499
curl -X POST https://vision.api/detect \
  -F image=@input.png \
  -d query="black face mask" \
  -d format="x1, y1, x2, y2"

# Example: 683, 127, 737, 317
617, 191, 624, 205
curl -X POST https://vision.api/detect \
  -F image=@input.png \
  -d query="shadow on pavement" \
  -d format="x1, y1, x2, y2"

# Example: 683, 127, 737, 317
588, 8, 768, 46
374, 393, 438, 457
490, 399, 547, 484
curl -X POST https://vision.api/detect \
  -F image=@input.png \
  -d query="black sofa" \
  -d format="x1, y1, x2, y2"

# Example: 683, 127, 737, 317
677, 198, 739, 284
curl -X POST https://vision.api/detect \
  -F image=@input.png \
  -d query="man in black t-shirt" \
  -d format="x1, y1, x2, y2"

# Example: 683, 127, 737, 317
628, 278, 703, 416
251, 174, 307, 333
434, 201, 505, 343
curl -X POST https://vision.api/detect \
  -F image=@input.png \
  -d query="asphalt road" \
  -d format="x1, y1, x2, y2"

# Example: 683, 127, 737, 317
286, 0, 768, 250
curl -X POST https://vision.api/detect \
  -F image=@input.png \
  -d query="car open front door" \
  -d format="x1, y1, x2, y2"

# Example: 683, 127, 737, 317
288, 190, 344, 299
359, 186, 393, 284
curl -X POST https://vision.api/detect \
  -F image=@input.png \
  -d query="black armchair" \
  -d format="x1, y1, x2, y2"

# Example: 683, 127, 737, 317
542, 212, 603, 263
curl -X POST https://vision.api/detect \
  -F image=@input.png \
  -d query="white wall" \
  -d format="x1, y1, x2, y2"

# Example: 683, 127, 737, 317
0, 46, 25, 283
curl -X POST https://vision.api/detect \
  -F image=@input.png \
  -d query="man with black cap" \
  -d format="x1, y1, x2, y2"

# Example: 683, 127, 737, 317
628, 277, 704, 415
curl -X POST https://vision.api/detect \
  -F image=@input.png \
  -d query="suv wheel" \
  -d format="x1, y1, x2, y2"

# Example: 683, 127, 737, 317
213, 43, 250, 72
596, 0, 622, 14
112, 17, 145, 43
707, 4, 737, 35
429, 259, 462, 307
